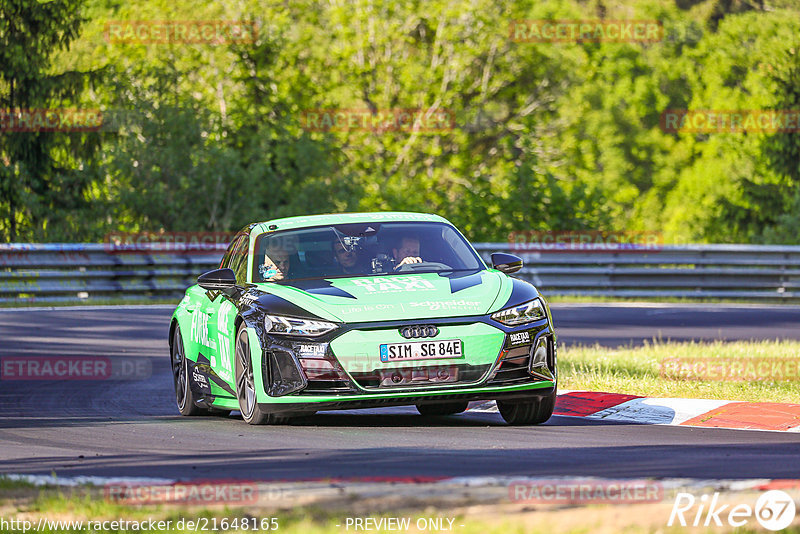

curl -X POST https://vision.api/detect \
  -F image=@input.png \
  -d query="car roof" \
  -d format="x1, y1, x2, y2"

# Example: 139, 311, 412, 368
251, 211, 451, 234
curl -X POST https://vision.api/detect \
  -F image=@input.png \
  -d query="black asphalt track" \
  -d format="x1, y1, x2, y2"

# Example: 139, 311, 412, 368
1, 305, 798, 481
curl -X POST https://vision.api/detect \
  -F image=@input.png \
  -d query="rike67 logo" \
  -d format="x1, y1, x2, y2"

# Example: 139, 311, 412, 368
669, 490, 796, 531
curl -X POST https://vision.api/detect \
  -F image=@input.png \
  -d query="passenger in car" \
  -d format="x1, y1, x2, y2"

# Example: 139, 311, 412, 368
261, 245, 291, 281
333, 240, 368, 275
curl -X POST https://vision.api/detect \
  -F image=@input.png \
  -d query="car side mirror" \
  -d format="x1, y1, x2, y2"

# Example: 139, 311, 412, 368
197, 268, 238, 293
491, 253, 523, 274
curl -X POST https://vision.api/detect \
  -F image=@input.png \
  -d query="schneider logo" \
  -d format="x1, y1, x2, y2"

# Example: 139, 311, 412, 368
669, 490, 796, 531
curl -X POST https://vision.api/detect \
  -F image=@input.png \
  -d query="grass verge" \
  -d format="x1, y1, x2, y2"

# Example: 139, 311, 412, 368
560, 339, 800, 403
1, 480, 798, 534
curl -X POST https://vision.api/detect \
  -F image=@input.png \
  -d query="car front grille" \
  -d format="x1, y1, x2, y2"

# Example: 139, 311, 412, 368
488, 345, 533, 385
299, 378, 356, 395
349, 363, 491, 389
487, 331, 555, 386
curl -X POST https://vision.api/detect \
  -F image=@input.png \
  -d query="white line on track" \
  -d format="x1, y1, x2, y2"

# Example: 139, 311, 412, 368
1, 473, 785, 493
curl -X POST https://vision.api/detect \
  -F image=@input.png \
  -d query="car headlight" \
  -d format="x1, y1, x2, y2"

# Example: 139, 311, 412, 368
264, 315, 338, 337
491, 298, 546, 326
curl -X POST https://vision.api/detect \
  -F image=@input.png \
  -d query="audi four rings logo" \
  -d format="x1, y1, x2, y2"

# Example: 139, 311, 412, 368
400, 325, 439, 339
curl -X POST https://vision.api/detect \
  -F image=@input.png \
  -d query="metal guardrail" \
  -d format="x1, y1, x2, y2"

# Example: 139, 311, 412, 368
0, 244, 222, 304
2, 243, 800, 303
473, 243, 800, 301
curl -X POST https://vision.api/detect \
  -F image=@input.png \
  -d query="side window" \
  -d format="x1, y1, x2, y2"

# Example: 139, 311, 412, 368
219, 234, 243, 269
229, 235, 251, 283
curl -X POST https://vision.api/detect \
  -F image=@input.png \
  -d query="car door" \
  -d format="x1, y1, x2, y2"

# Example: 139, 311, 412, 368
205, 232, 249, 388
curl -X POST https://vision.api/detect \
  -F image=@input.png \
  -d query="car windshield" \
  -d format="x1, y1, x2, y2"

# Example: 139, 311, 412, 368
251, 221, 485, 282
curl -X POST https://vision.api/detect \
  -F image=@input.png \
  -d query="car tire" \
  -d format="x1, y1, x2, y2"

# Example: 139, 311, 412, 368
234, 323, 293, 425
416, 401, 469, 416
171, 326, 208, 416
497, 389, 556, 426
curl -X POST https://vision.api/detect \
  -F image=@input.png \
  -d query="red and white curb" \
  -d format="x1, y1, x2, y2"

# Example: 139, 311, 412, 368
468, 391, 800, 432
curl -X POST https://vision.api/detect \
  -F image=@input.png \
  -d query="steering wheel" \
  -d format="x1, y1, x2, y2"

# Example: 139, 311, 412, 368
395, 261, 452, 272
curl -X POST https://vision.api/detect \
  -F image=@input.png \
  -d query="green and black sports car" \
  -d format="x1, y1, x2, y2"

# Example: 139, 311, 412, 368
169, 212, 557, 425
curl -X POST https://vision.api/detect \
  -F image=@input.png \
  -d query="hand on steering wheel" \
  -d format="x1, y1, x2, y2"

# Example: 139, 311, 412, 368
395, 256, 423, 268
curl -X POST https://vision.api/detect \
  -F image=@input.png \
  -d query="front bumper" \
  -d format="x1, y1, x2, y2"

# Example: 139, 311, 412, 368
257, 383, 556, 414
251, 313, 557, 409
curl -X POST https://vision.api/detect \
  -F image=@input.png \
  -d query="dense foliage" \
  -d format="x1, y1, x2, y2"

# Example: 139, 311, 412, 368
1, 0, 799, 243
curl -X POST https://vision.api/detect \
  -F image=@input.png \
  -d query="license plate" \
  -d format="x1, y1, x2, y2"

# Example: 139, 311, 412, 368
379, 339, 463, 362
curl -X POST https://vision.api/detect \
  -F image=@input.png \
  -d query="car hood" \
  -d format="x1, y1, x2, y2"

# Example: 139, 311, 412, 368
253, 270, 511, 322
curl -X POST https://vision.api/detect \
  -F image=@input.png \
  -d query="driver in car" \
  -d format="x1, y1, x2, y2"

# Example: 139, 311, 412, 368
392, 236, 423, 269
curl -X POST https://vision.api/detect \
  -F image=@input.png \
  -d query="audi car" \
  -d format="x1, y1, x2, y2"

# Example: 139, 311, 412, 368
169, 212, 557, 425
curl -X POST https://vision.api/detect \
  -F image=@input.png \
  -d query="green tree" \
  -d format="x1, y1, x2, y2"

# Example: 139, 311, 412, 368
762, 44, 800, 243
101, 20, 353, 234
0, 0, 102, 241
